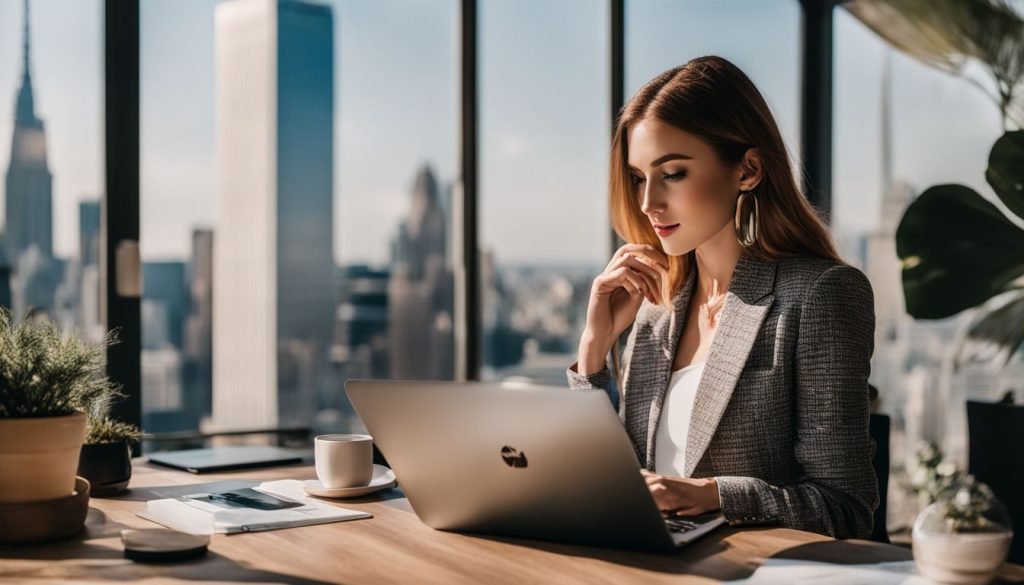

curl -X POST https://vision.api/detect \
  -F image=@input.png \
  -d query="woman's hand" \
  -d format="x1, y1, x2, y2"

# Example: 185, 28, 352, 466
641, 469, 721, 517
577, 244, 668, 374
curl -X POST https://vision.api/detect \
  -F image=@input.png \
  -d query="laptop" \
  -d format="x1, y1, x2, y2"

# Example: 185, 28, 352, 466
345, 379, 726, 552
147, 446, 304, 474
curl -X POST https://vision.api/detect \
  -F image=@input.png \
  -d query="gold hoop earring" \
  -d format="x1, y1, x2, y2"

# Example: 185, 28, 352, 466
734, 190, 759, 248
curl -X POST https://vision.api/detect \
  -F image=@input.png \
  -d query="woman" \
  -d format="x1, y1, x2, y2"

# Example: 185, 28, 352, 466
567, 55, 878, 540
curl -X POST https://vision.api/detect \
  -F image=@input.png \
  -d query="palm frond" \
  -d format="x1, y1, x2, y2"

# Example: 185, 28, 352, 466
955, 288, 1024, 368
843, 0, 1024, 128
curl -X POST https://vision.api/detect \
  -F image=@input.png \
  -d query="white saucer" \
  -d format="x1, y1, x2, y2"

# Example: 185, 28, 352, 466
302, 464, 397, 498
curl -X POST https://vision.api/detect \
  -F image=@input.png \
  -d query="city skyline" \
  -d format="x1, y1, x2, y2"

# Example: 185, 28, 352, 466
2, 0, 1022, 533
0, 1, 1012, 268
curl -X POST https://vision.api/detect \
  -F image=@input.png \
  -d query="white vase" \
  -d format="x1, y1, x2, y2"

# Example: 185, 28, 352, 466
0, 413, 87, 503
912, 501, 1012, 585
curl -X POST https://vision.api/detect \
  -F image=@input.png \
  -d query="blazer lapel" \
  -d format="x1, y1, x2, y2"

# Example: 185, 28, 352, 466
642, 253, 777, 473
639, 266, 697, 469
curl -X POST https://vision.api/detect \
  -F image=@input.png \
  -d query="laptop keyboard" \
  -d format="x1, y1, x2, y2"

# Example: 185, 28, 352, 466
664, 517, 700, 533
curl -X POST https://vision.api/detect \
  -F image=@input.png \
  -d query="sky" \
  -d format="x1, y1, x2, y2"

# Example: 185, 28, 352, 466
0, 0, 1012, 267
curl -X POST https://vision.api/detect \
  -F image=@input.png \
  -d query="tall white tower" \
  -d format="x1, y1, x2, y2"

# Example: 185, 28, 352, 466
211, 0, 334, 431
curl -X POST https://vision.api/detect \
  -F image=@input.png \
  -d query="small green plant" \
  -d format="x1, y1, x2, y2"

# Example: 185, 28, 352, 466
939, 475, 1001, 532
85, 416, 142, 445
906, 441, 964, 507
906, 442, 1004, 533
0, 309, 120, 418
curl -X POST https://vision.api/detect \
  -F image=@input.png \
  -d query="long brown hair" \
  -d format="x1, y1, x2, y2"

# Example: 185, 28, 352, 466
608, 56, 843, 386
610, 55, 842, 308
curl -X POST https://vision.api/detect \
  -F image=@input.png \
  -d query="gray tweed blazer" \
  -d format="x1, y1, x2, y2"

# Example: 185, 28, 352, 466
567, 252, 879, 539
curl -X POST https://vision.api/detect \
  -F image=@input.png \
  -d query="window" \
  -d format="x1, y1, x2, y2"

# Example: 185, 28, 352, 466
626, 0, 802, 165
479, 0, 610, 384
0, 0, 104, 342
832, 6, 1019, 533
140, 0, 457, 441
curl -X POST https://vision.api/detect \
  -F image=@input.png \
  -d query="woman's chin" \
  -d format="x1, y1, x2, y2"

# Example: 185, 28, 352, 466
660, 239, 695, 257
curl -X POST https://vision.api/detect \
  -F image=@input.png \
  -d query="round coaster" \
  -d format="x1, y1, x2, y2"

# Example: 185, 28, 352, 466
122, 528, 210, 562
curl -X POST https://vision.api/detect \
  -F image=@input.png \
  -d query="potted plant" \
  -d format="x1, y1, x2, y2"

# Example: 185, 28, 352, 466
0, 309, 119, 503
913, 475, 1013, 585
846, 0, 1024, 365
78, 413, 141, 497
847, 0, 1024, 565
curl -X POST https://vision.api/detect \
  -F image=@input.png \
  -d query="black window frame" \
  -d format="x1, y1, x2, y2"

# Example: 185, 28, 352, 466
105, 0, 836, 447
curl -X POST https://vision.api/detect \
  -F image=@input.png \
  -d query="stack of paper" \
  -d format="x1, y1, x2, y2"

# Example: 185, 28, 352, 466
725, 559, 927, 584
138, 479, 371, 535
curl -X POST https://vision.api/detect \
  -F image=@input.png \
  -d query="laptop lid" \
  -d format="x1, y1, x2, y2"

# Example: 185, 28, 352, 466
147, 446, 304, 474
345, 379, 682, 551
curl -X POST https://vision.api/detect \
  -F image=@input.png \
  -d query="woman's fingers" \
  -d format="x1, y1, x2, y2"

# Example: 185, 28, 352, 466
608, 257, 660, 302
612, 243, 669, 271
602, 267, 656, 304
613, 272, 642, 298
614, 243, 669, 266
644, 474, 702, 514
620, 255, 665, 303
604, 245, 667, 304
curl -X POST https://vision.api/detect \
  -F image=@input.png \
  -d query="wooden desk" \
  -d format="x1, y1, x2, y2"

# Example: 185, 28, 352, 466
2, 462, 1022, 584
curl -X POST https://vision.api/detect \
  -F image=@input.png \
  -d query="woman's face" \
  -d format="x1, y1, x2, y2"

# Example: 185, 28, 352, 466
626, 118, 758, 256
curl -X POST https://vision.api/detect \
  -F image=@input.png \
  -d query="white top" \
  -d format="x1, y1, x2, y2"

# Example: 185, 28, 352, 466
654, 361, 706, 477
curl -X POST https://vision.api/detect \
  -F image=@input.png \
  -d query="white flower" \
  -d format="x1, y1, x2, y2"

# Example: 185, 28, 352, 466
955, 488, 972, 508
911, 466, 928, 486
937, 461, 957, 477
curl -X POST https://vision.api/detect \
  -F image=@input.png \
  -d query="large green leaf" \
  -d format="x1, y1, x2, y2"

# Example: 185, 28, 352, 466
843, 0, 1024, 128
843, 0, 968, 73
956, 289, 1024, 368
985, 130, 1024, 220
896, 184, 1024, 318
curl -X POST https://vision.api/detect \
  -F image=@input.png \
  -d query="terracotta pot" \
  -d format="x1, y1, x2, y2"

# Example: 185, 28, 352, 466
0, 413, 87, 503
78, 441, 132, 496
0, 477, 90, 544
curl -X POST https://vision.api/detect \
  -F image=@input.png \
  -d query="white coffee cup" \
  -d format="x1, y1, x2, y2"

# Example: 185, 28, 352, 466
314, 434, 374, 488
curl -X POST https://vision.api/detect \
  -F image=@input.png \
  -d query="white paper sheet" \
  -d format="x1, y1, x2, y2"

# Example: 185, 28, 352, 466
137, 479, 372, 535
723, 559, 929, 585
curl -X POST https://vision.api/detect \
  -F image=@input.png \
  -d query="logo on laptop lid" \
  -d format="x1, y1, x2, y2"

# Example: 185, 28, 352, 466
501, 446, 528, 468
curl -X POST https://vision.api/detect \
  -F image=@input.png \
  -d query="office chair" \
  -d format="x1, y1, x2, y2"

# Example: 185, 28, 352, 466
967, 398, 1024, 563
868, 412, 891, 544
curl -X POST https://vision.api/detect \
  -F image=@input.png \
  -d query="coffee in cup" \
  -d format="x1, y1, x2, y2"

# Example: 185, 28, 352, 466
314, 434, 373, 488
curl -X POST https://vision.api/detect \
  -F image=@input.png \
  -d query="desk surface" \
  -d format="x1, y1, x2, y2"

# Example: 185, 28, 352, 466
2, 461, 1022, 584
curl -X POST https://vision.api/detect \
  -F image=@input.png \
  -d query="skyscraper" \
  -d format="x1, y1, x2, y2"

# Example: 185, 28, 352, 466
79, 200, 101, 268
184, 229, 214, 423
4, 0, 53, 265
388, 165, 454, 380
52, 200, 102, 340
77, 201, 102, 338
142, 262, 187, 350
211, 0, 335, 431
142, 261, 188, 431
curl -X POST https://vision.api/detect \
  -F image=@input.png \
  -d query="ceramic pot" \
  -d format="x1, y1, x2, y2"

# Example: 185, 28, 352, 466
0, 413, 87, 503
913, 500, 1013, 585
78, 441, 132, 497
